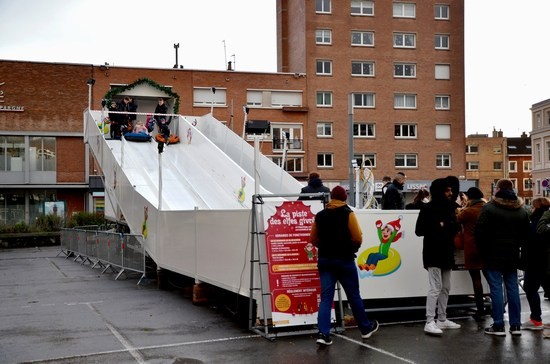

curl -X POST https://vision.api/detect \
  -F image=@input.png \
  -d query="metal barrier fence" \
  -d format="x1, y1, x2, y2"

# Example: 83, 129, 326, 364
58, 227, 146, 284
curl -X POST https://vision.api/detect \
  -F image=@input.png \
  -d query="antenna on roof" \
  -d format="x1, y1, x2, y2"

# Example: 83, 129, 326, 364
222, 40, 227, 70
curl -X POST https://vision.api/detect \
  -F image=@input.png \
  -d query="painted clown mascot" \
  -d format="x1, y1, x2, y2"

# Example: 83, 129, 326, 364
358, 216, 403, 271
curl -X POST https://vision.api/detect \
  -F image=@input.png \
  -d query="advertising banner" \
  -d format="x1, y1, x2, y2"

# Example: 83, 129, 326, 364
263, 200, 335, 327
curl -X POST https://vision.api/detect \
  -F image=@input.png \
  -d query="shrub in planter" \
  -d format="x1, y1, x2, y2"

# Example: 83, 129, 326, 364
67, 212, 106, 228
34, 214, 63, 232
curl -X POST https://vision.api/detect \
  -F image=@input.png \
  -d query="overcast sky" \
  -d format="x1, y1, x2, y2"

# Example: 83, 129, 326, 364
1, 0, 549, 137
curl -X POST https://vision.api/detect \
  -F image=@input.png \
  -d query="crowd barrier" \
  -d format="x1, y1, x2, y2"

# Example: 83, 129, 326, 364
59, 227, 146, 284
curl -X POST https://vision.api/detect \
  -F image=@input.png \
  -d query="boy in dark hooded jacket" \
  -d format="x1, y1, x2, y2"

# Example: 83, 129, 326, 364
415, 176, 461, 335
299, 172, 330, 200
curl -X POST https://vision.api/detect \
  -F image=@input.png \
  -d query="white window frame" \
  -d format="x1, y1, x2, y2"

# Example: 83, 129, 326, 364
536, 143, 541, 163
353, 93, 375, 108
493, 161, 503, 170
317, 91, 333, 107
351, 31, 375, 46
395, 124, 417, 139
316, 0, 331, 14
271, 91, 303, 107
393, 33, 416, 48
466, 145, 479, 153
394, 63, 416, 78
352, 61, 375, 77
351, 0, 374, 16
316, 29, 332, 45
547, 141, 550, 162
435, 4, 450, 19
271, 156, 304, 173
435, 64, 450, 79
316, 59, 332, 75
435, 95, 450, 110
466, 162, 479, 170
394, 94, 417, 109
436, 153, 451, 168
523, 160, 532, 172
193, 87, 227, 106
435, 124, 451, 139
317, 153, 333, 168
393, 2, 416, 18
509, 161, 517, 172
272, 124, 303, 151
395, 153, 418, 168
353, 122, 375, 138
435, 34, 450, 49
510, 178, 517, 189
523, 178, 533, 191
317, 122, 333, 137
354, 153, 376, 168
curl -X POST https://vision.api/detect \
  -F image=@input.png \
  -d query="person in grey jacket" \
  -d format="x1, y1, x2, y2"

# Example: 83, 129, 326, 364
475, 178, 530, 336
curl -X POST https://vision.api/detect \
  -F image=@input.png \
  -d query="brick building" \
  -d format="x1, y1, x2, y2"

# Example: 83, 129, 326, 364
507, 132, 533, 204
277, 0, 466, 192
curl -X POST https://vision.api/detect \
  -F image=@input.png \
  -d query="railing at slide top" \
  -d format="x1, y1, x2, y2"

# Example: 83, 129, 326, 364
58, 226, 147, 285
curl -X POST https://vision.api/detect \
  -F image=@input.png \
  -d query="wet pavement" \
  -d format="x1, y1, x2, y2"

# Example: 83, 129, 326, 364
1, 246, 548, 364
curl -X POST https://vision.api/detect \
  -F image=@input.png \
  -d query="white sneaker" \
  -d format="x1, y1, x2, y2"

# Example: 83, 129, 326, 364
437, 319, 461, 329
424, 321, 443, 335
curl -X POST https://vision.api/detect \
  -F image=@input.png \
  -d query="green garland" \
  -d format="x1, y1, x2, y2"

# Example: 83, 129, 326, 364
103, 77, 180, 113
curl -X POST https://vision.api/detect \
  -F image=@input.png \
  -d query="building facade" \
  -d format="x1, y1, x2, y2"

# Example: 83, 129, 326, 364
530, 99, 550, 198
277, 0, 466, 186
507, 132, 533, 204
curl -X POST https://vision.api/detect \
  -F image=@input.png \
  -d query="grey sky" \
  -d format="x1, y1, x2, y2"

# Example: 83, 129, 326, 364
1, 0, 549, 137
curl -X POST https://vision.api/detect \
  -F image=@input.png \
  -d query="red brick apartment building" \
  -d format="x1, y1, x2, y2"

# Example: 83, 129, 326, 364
0, 1, 467, 224
507, 132, 533, 205
277, 0, 466, 190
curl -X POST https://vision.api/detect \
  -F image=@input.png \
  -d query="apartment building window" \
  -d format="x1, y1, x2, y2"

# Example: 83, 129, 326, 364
466, 162, 479, 170
352, 61, 375, 76
317, 91, 333, 107
316, 60, 332, 75
247, 90, 302, 108
353, 123, 375, 138
509, 161, 517, 172
317, 153, 333, 168
394, 63, 416, 78
272, 125, 303, 151
393, 33, 416, 48
393, 2, 415, 18
193, 87, 226, 106
316, 0, 331, 13
493, 161, 503, 170
435, 64, 450, 79
354, 153, 376, 168
351, 31, 374, 46
316, 29, 332, 44
435, 124, 451, 139
547, 141, 550, 162
271, 156, 303, 173
523, 178, 533, 190
509, 178, 517, 189
435, 34, 450, 49
536, 113, 541, 128
535, 143, 541, 163
523, 160, 532, 171
435, 95, 450, 110
435, 4, 450, 19
394, 94, 416, 109
0, 136, 25, 171
466, 145, 478, 153
395, 153, 417, 168
351, 0, 374, 16
353, 93, 375, 108
30, 137, 56, 172
436, 154, 451, 168
317, 122, 333, 137
395, 124, 417, 139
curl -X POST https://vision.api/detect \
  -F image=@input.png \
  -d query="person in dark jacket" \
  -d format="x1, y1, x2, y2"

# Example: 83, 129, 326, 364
415, 176, 461, 335
405, 188, 430, 210
310, 186, 378, 346
154, 98, 170, 142
457, 187, 487, 321
299, 172, 330, 200
117, 96, 132, 135
521, 197, 550, 330
475, 178, 530, 336
382, 172, 406, 210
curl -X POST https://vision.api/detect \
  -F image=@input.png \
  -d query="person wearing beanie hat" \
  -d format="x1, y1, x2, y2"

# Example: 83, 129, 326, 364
457, 186, 487, 321
310, 186, 378, 345
475, 178, 530, 336
415, 176, 462, 335
298, 172, 330, 200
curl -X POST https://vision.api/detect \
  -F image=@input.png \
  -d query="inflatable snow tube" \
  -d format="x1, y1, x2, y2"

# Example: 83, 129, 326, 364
124, 133, 152, 142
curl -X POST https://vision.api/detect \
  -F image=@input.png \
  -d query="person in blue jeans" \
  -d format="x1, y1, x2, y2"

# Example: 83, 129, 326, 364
309, 186, 378, 346
475, 178, 530, 336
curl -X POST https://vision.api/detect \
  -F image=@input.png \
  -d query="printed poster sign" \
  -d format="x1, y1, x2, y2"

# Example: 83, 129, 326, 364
263, 200, 335, 327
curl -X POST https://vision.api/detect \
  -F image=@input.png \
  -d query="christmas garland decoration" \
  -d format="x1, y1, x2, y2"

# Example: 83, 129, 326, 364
103, 77, 181, 113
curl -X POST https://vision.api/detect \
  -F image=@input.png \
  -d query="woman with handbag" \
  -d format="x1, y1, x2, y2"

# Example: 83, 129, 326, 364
457, 187, 487, 321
